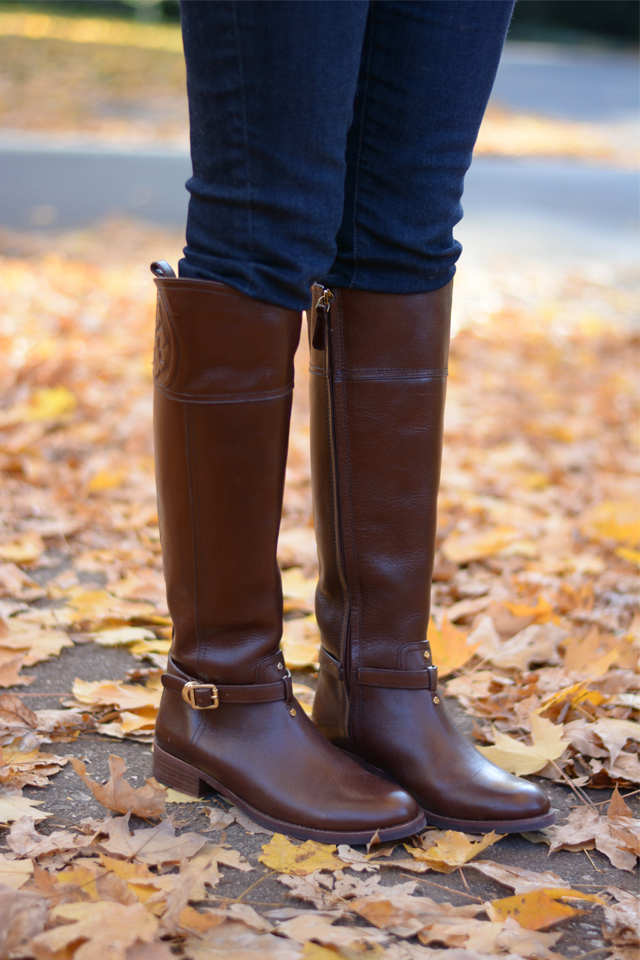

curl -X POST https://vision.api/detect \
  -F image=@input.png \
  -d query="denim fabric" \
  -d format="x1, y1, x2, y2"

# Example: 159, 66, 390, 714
179, 0, 514, 311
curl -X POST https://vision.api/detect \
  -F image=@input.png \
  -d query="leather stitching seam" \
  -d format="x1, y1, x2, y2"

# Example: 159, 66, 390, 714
154, 382, 294, 405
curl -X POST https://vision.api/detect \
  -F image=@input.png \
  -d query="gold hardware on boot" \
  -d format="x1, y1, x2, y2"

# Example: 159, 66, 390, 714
182, 681, 219, 709
312, 287, 333, 351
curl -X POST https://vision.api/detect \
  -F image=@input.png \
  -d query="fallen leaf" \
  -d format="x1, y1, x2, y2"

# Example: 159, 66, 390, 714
0, 883, 48, 958
30, 899, 158, 960
429, 614, 479, 678
0, 854, 34, 889
259, 834, 341, 876
7, 816, 92, 859
184, 920, 302, 959
281, 617, 320, 670
477, 715, 568, 776
278, 910, 389, 948
545, 805, 639, 871
441, 526, 519, 564
406, 830, 503, 873
486, 890, 585, 929
70, 754, 167, 817
98, 811, 207, 864
466, 860, 565, 894
0, 794, 51, 824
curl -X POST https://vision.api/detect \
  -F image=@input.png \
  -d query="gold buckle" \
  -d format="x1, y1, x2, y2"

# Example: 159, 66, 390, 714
182, 681, 219, 710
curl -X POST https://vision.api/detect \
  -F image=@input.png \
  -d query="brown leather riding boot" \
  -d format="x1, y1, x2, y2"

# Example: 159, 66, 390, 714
309, 283, 555, 834
149, 262, 423, 842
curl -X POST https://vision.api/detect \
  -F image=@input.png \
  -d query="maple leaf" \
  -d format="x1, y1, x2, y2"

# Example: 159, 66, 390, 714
440, 525, 519, 564
70, 754, 167, 818
0, 794, 51, 825
98, 811, 207, 864
277, 911, 389, 948
486, 890, 586, 930
601, 886, 640, 949
428, 614, 479, 677
7, 816, 93, 859
351, 891, 480, 939
259, 834, 342, 876
0, 854, 33, 889
405, 829, 503, 873
545, 805, 639, 871
466, 859, 565, 893
30, 900, 158, 960
477, 715, 568, 776
183, 921, 302, 959
0, 884, 48, 958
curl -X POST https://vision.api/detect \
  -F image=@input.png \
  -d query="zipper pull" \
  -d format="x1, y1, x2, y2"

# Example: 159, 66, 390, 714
312, 288, 333, 351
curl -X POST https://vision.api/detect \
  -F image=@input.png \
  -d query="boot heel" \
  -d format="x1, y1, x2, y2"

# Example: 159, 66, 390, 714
153, 743, 206, 798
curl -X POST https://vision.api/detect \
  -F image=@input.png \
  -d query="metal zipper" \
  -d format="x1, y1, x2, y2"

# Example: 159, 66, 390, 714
319, 287, 352, 692
312, 287, 333, 351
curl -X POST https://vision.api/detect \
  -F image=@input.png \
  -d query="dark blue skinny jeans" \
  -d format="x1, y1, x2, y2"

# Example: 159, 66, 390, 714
179, 0, 515, 311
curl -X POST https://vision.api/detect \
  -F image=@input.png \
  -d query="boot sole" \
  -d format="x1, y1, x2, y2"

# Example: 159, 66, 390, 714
153, 743, 426, 843
341, 750, 557, 835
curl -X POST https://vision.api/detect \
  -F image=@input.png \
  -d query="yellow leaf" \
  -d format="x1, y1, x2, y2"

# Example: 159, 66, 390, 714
165, 788, 201, 804
62, 587, 156, 629
405, 830, 503, 873
487, 890, 584, 930
93, 627, 155, 646
504, 597, 555, 624
429, 614, 479, 678
25, 385, 77, 422
543, 888, 604, 905
538, 681, 607, 714
302, 945, 346, 960
87, 469, 126, 493
0, 531, 44, 565
0, 794, 51, 824
259, 833, 341, 876
441, 526, 518, 564
477, 715, 568, 776
0, 853, 34, 888
281, 616, 320, 669
580, 499, 640, 548
72, 678, 161, 713
616, 546, 640, 566
31, 900, 158, 958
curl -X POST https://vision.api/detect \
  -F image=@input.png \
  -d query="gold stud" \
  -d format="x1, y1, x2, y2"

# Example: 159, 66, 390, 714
433, 696, 440, 705
423, 650, 431, 660
289, 707, 297, 717
277, 663, 283, 670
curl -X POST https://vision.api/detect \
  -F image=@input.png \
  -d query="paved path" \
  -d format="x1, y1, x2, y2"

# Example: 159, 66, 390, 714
0, 43, 637, 268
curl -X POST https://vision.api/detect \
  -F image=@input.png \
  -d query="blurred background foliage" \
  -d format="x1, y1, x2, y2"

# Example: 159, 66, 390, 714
0, 0, 638, 46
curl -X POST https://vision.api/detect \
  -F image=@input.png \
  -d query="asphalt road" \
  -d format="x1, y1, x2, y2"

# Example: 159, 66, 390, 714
0, 43, 637, 267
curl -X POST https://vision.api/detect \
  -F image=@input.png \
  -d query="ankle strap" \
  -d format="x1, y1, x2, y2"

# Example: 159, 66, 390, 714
357, 666, 438, 691
162, 670, 292, 710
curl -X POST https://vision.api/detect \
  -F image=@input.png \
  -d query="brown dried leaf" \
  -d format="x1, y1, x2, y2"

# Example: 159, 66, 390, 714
546, 806, 639, 871
0, 883, 48, 958
30, 900, 158, 960
70, 754, 167, 817
98, 811, 207, 864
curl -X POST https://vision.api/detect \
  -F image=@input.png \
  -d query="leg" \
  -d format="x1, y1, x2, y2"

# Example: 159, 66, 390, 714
325, 0, 515, 293
179, 0, 370, 310
310, 1, 555, 831
151, 1, 424, 841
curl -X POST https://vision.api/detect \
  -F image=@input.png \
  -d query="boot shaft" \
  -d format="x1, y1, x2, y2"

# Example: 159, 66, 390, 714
309, 284, 452, 740
153, 275, 302, 683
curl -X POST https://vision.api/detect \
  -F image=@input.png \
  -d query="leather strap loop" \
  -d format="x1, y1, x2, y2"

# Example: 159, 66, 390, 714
357, 666, 438, 690
161, 672, 288, 708
319, 645, 344, 681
